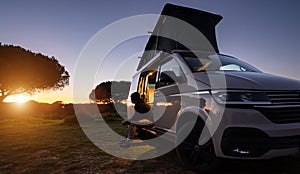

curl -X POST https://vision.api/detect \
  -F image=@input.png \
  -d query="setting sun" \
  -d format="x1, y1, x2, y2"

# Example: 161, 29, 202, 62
4, 94, 31, 103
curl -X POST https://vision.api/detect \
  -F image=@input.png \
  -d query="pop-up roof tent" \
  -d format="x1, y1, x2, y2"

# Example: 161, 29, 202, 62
137, 3, 222, 70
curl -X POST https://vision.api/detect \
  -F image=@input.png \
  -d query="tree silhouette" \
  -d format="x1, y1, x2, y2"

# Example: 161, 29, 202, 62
90, 81, 112, 103
89, 81, 131, 103
0, 43, 70, 102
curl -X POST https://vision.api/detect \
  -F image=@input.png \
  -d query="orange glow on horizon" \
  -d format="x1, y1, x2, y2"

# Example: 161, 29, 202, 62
3, 87, 90, 104
4, 94, 31, 103
4, 95, 80, 104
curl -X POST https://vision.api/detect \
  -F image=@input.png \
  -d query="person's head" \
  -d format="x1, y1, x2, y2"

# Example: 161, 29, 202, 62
130, 92, 141, 104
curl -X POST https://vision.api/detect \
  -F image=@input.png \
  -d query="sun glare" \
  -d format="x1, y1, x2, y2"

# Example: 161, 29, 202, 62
4, 94, 31, 103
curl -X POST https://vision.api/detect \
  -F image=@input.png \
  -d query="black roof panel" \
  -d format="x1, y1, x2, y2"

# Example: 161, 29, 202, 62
137, 3, 222, 70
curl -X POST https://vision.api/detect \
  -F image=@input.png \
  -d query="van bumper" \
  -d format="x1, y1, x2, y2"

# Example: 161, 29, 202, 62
214, 107, 300, 159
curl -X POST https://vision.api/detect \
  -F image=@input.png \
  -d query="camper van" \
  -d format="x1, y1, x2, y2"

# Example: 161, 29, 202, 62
127, 4, 300, 167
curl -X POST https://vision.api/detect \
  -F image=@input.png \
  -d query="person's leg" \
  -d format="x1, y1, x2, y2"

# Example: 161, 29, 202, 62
127, 123, 136, 140
125, 125, 130, 140
120, 124, 133, 148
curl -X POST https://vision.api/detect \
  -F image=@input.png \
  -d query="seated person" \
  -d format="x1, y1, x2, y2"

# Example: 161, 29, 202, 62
120, 92, 154, 148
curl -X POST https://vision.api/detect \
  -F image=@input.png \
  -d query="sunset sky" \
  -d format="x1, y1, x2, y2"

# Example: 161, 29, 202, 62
1, 0, 300, 103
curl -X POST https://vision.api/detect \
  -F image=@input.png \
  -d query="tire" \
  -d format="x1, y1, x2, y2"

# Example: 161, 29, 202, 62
176, 120, 216, 169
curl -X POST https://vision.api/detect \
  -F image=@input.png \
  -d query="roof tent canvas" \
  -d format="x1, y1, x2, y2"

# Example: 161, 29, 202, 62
137, 3, 222, 70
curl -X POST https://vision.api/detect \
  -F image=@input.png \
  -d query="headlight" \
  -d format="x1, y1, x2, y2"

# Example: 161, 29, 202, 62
211, 90, 271, 105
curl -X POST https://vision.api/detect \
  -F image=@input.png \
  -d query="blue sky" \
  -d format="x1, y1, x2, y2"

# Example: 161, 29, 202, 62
1, 0, 299, 103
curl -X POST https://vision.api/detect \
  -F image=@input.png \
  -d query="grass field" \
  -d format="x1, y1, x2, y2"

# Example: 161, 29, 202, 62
0, 105, 299, 173
0, 115, 184, 174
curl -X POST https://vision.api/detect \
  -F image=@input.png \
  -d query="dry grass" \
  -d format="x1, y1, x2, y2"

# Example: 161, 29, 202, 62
0, 116, 184, 174
0, 107, 299, 173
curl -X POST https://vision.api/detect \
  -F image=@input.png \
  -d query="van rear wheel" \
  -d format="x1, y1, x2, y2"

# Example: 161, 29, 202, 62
176, 121, 215, 169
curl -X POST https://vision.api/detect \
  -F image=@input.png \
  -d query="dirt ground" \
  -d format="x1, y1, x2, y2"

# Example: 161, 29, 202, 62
0, 116, 299, 174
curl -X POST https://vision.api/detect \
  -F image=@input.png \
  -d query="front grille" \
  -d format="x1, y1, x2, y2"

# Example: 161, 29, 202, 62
266, 91, 300, 105
256, 106, 300, 124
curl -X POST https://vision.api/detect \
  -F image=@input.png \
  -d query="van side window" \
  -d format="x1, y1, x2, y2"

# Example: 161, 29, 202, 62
158, 58, 184, 87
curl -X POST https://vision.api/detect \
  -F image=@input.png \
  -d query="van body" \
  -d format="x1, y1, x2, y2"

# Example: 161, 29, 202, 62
127, 4, 300, 167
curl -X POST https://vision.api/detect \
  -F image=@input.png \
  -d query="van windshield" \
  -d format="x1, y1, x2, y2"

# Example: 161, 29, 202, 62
180, 52, 261, 73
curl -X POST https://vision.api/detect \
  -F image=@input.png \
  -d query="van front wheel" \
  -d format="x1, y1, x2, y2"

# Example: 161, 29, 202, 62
176, 121, 215, 169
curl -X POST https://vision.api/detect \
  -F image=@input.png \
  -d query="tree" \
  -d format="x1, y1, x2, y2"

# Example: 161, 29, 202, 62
0, 43, 70, 102
89, 81, 131, 103
89, 81, 112, 103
